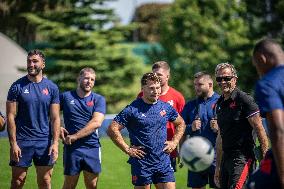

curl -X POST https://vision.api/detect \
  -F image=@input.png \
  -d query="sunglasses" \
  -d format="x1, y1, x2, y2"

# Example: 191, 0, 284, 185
216, 76, 234, 82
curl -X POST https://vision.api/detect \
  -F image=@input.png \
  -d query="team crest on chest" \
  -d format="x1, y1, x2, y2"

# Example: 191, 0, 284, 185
86, 101, 94, 107
160, 110, 166, 117
42, 88, 49, 95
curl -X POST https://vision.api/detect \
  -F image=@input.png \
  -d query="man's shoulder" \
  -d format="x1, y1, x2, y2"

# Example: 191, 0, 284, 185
42, 78, 59, 89
168, 87, 183, 96
233, 88, 255, 105
91, 92, 105, 100
11, 76, 28, 86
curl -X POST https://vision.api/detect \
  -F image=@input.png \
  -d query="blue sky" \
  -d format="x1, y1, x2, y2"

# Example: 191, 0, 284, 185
106, 0, 174, 24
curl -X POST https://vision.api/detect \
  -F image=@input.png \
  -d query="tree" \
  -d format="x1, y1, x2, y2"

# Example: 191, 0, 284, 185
21, 0, 147, 113
148, 0, 255, 98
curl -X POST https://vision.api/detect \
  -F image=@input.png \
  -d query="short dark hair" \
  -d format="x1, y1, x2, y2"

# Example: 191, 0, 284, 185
27, 49, 45, 62
141, 72, 161, 86
152, 61, 170, 72
194, 71, 212, 80
253, 38, 283, 57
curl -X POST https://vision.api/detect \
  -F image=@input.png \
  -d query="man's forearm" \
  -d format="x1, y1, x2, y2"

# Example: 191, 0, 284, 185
107, 123, 129, 154
172, 116, 186, 145
215, 133, 223, 168
256, 126, 269, 156
51, 117, 60, 144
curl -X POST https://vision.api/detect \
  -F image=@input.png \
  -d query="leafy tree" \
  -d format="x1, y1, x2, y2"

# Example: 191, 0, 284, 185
148, 0, 256, 98
21, 0, 147, 113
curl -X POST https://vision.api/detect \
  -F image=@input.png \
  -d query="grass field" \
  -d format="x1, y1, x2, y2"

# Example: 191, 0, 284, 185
0, 137, 193, 189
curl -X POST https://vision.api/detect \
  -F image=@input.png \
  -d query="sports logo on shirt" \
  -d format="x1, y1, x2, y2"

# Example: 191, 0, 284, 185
167, 100, 174, 106
141, 113, 146, 117
86, 101, 94, 107
229, 101, 237, 109
160, 110, 166, 117
70, 100, 75, 105
24, 89, 29, 94
42, 88, 49, 95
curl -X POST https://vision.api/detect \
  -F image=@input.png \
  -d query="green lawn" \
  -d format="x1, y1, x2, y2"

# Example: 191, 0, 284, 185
0, 137, 190, 189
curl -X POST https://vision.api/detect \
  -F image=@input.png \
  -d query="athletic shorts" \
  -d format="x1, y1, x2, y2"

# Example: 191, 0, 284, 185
131, 163, 175, 186
187, 164, 216, 188
220, 152, 256, 189
10, 140, 53, 167
247, 150, 281, 189
63, 146, 101, 176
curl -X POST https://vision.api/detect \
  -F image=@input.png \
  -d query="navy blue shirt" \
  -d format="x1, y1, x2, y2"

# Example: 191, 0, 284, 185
255, 65, 284, 117
114, 98, 178, 168
7, 76, 60, 141
181, 92, 219, 147
60, 90, 106, 148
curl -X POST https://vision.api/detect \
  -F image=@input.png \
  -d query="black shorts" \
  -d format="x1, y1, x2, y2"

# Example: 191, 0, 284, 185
220, 152, 255, 189
247, 149, 281, 189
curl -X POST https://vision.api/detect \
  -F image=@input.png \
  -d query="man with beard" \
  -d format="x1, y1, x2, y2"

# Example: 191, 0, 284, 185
108, 72, 186, 189
246, 38, 284, 189
181, 71, 219, 189
60, 67, 106, 189
213, 63, 269, 189
6, 50, 60, 189
138, 61, 185, 171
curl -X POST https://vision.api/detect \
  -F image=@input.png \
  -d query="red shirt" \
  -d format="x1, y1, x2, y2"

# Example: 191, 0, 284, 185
138, 87, 185, 158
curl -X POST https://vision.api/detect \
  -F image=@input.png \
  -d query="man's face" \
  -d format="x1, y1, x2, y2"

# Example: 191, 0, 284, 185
152, 68, 169, 87
78, 71, 95, 93
216, 67, 237, 95
27, 54, 45, 76
142, 80, 161, 103
194, 77, 211, 98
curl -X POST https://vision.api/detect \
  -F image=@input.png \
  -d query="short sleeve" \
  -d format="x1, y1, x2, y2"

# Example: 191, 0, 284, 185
113, 105, 131, 128
167, 104, 178, 122
51, 85, 60, 104
93, 96, 106, 114
240, 93, 259, 118
59, 93, 64, 110
7, 83, 19, 102
255, 81, 283, 116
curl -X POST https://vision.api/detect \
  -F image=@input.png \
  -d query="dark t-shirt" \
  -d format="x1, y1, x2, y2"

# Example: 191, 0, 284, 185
216, 88, 259, 155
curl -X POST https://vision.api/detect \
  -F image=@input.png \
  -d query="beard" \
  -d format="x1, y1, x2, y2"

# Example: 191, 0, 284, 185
27, 66, 42, 76
79, 83, 92, 93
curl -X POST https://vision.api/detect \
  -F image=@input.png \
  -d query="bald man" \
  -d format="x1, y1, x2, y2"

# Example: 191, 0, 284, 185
247, 38, 284, 189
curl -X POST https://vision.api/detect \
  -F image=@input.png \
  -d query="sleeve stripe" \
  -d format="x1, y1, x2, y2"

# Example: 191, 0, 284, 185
246, 110, 260, 118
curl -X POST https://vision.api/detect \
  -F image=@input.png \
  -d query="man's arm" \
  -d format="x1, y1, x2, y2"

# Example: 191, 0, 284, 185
214, 130, 222, 188
64, 112, 105, 145
164, 115, 186, 154
266, 110, 284, 189
0, 114, 5, 132
248, 114, 269, 158
107, 120, 145, 159
6, 101, 21, 162
49, 103, 60, 163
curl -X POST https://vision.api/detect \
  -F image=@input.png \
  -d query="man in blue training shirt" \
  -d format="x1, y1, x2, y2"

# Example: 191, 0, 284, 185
60, 67, 106, 189
247, 38, 284, 189
0, 111, 5, 132
107, 72, 186, 189
6, 50, 61, 189
181, 71, 219, 189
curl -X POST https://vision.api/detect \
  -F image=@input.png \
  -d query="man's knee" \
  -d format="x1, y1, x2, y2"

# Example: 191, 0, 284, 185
37, 171, 52, 189
10, 176, 27, 189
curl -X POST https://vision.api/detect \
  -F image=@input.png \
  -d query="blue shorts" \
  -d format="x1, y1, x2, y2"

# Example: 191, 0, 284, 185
187, 164, 216, 188
63, 146, 101, 176
247, 150, 281, 189
131, 163, 175, 186
10, 140, 53, 167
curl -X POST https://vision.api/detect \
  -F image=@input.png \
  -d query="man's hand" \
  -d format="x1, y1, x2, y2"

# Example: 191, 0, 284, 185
10, 143, 21, 162
192, 119, 201, 131
49, 142, 59, 163
60, 127, 69, 141
210, 119, 218, 133
64, 134, 78, 145
127, 145, 146, 159
163, 141, 177, 154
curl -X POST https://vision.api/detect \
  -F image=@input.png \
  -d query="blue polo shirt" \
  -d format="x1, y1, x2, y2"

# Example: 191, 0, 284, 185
7, 76, 60, 141
60, 90, 106, 148
181, 92, 219, 147
255, 65, 284, 117
114, 98, 178, 169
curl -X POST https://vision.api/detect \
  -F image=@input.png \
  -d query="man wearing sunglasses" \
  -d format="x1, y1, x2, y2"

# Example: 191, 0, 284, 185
213, 63, 269, 189
246, 38, 284, 189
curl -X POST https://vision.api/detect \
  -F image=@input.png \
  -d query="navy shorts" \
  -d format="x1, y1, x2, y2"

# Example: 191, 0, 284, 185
131, 162, 175, 186
63, 146, 101, 175
187, 164, 216, 188
10, 140, 53, 167
247, 150, 281, 189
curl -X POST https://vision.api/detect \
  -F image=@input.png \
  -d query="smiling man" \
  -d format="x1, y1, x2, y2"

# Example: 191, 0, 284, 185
213, 63, 269, 189
60, 67, 106, 189
107, 72, 186, 189
6, 50, 60, 189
